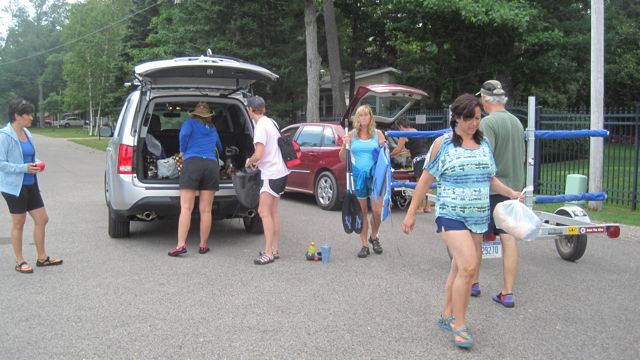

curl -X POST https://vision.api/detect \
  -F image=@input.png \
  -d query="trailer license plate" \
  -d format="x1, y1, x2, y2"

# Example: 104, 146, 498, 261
482, 241, 502, 259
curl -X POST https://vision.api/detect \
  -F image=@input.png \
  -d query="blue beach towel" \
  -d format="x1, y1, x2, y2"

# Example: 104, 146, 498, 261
371, 144, 392, 221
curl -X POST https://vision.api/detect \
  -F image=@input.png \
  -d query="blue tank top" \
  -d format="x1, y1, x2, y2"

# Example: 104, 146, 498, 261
350, 130, 379, 173
20, 138, 35, 185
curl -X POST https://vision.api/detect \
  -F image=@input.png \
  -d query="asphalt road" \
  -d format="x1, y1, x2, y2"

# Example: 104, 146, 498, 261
1, 135, 639, 359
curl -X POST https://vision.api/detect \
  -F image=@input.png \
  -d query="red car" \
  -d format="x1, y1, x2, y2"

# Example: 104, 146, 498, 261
282, 84, 429, 210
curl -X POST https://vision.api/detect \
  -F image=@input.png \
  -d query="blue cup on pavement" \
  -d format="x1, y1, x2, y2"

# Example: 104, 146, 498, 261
321, 244, 331, 264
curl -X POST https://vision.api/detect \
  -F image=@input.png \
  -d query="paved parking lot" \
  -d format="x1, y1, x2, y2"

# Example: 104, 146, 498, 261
1, 135, 639, 359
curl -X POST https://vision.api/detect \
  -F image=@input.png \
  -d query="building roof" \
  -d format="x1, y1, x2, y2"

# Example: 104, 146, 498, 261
320, 67, 401, 89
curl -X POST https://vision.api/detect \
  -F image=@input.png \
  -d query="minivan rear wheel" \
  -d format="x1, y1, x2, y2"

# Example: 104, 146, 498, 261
243, 215, 263, 234
108, 206, 130, 238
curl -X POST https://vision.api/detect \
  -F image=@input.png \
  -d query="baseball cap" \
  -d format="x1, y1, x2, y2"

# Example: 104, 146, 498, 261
476, 80, 506, 97
247, 95, 266, 110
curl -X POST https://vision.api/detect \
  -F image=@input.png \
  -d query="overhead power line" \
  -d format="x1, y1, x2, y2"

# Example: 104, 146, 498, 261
0, 0, 164, 68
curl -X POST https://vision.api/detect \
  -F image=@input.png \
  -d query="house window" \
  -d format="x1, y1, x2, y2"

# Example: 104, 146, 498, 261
321, 94, 333, 119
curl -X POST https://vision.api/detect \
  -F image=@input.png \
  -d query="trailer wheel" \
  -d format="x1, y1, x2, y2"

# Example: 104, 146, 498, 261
392, 193, 410, 209
554, 208, 588, 262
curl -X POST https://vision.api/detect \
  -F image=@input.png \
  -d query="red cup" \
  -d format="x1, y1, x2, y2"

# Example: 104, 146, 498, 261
35, 161, 45, 171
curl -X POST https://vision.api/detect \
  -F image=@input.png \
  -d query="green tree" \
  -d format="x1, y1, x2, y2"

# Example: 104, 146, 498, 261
305, 0, 321, 122
62, 0, 129, 134
0, 0, 67, 123
323, 0, 347, 117
41, 92, 64, 117
605, 0, 640, 107
131, 0, 307, 122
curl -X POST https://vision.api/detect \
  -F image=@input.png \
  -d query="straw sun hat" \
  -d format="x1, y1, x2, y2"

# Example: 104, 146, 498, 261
189, 102, 214, 118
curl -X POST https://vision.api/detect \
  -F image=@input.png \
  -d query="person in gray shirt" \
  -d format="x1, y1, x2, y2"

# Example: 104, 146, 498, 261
473, 80, 525, 308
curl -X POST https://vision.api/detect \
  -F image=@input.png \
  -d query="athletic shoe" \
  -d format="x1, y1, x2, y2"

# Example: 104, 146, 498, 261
369, 236, 383, 254
492, 292, 515, 308
199, 246, 210, 254
357, 246, 370, 258
471, 282, 480, 297
168, 245, 187, 257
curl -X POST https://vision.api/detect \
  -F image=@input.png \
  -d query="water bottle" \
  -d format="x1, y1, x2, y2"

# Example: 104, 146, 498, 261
306, 242, 316, 261
307, 242, 316, 256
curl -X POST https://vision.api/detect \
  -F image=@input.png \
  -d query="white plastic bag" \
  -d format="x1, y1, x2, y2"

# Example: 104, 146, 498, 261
493, 200, 541, 241
157, 157, 179, 179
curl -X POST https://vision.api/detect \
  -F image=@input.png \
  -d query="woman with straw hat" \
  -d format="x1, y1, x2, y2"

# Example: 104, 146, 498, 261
168, 102, 223, 257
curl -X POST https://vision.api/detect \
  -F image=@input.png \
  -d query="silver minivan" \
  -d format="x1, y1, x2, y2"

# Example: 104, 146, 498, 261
103, 53, 278, 238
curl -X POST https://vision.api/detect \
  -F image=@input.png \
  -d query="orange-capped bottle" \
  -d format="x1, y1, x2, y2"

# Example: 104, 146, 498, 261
307, 242, 316, 257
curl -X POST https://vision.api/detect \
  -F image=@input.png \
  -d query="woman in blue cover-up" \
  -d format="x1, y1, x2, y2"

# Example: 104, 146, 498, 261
339, 105, 386, 258
402, 94, 522, 349
0, 99, 63, 273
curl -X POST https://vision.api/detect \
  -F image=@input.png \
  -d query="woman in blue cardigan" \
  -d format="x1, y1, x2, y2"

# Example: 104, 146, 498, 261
0, 99, 63, 273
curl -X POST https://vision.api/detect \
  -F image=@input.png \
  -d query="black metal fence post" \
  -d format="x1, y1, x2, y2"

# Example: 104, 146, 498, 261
443, 105, 450, 128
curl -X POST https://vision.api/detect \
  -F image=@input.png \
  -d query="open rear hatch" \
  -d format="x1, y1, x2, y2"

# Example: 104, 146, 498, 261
134, 54, 279, 185
341, 84, 429, 127
135, 54, 279, 91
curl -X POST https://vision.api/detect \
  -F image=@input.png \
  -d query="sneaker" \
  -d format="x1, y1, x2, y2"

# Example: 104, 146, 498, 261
357, 246, 370, 258
199, 246, 210, 254
492, 292, 515, 308
168, 245, 187, 257
369, 236, 383, 254
470, 283, 480, 297
254, 253, 274, 265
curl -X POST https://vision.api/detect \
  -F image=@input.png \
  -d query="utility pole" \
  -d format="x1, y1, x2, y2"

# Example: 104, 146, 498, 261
38, 78, 44, 128
589, 0, 604, 211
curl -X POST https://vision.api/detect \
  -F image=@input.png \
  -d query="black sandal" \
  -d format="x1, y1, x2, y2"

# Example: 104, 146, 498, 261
15, 262, 34, 273
259, 250, 279, 260
254, 253, 274, 265
36, 256, 63, 267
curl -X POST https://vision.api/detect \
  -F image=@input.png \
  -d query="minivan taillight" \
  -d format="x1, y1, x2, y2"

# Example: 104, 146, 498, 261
117, 144, 134, 174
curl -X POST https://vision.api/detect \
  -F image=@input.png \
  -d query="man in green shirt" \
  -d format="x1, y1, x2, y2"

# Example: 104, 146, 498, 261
473, 80, 525, 308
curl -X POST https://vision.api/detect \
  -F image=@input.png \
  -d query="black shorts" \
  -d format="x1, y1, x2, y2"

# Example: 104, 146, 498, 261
2, 184, 45, 214
412, 156, 426, 180
487, 194, 510, 235
179, 157, 220, 191
260, 175, 288, 197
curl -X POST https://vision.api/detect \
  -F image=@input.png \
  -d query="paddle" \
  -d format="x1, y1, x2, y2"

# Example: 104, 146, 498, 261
342, 126, 363, 234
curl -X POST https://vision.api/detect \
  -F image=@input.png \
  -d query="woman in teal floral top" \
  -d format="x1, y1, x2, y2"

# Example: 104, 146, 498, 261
402, 94, 522, 349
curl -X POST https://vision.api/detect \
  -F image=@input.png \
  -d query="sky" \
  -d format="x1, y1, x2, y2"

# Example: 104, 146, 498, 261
0, 0, 82, 40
